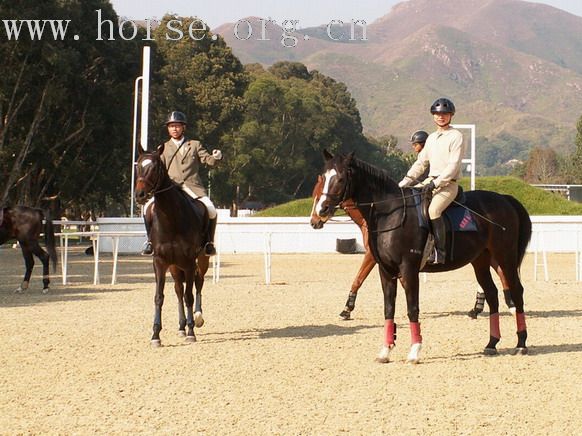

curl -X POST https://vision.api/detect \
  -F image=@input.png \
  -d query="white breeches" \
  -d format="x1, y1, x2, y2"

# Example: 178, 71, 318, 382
143, 186, 217, 219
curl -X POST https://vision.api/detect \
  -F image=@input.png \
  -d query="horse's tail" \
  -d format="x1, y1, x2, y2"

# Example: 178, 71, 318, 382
504, 195, 532, 268
43, 211, 58, 272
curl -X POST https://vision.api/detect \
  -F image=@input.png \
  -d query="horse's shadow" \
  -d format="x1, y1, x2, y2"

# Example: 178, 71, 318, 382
0, 286, 136, 308
201, 323, 378, 344
423, 309, 582, 319
425, 342, 582, 362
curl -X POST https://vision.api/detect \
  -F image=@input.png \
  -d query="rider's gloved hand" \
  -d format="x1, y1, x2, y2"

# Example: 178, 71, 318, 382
422, 180, 436, 192
398, 177, 412, 188
212, 149, 222, 160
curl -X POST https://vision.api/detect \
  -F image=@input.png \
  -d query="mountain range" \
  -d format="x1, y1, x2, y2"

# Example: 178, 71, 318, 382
214, 0, 582, 156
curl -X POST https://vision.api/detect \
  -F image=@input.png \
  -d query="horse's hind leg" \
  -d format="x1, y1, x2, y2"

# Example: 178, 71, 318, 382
15, 243, 34, 293
183, 268, 196, 342
498, 263, 528, 354
194, 256, 209, 328
491, 259, 516, 315
171, 267, 187, 337
340, 251, 375, 320
471, 252, 502, 355
31, 241, 50, 294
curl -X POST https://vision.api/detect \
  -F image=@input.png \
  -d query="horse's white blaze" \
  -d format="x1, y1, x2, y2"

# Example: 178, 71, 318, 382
315, 168, 337, 215
407, 343, 422, 364
141, 158, 152, 168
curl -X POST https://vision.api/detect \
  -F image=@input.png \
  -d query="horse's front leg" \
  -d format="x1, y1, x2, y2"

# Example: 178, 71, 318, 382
340, 250, 375, 320
15, 243, 34, 293
194, 255, 209, 328
183, 268, 197, 342
401, 269, 422, 364
376, 269, 398, 363
151, 259, 168, 347
170, 267, 186, 337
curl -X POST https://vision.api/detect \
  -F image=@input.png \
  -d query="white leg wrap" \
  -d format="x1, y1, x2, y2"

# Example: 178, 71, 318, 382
407, 343, 422, 364
376, 345, 393, 363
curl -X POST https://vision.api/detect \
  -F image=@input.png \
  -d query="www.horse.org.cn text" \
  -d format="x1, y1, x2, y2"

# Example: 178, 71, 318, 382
1, 10, 368, 48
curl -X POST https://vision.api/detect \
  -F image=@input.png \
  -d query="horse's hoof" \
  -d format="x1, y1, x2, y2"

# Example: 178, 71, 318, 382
185, 335, 197, 343
512, 347, 528, 355
375, 345, 393, 363
339, 310, 351, 320
178, 330, 186, 337
150, 339, 161, 348
483, 347, 498, 356
14, 287, 23, 294
42, 288, 49, 294
194, 312, 204, 328
406, 343, 422, 364
467, 309, 479, 319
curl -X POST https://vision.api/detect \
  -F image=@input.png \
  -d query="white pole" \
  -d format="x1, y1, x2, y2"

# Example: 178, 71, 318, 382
130, 76, 142, 218
452, 124, 476, 191
140, 46, 151, 152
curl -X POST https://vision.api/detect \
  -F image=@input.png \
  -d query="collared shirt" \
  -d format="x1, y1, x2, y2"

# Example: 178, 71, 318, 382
406, 128, 464, 188
172, 137, 185, 154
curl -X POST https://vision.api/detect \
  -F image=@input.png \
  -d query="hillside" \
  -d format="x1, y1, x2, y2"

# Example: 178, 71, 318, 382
214, 0, 582, 157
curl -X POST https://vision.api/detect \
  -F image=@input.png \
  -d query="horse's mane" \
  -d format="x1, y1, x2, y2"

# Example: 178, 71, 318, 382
350, 156, 399, 193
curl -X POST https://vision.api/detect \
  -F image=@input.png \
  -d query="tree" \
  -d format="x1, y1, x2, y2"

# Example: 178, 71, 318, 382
219, 62, 408, 205
0, 1, 141, 216
523, 147, 560, 183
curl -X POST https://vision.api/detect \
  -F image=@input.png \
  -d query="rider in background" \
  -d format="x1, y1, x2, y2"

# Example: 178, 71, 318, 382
142, 111, 222, 256
409, 130, 429, 181
398, 98, 464, 264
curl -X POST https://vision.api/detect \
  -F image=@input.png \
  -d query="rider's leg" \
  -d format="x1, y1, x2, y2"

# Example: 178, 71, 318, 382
194, 195, 218, 256
427, 183, 458, 264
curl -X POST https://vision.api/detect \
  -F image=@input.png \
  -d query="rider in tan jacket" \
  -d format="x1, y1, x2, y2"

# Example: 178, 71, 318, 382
142, 111, 222, 256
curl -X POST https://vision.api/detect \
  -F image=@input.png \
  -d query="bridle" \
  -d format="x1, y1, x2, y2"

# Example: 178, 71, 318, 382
137, 154, 174, 197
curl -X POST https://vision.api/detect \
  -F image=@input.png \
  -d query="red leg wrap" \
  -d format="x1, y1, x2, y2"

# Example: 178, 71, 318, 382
516, 312, 527, 332
410, 322, 422, 344
384, 320, 395, 346
490, 313, 501, 339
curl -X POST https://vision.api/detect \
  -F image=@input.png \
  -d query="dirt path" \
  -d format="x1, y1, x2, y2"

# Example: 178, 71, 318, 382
1, 246, 580, 434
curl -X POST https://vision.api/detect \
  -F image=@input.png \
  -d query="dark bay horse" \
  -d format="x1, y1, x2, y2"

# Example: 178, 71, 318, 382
134, 145, 210, 346
313, 151, 531, 363
0, 206, 57, 293
309, 176, 516, 320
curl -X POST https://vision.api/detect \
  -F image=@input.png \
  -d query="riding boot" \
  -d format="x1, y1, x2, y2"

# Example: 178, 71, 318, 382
428, 217, 446, 264
204, 217, 217, 256
141, 216, 153, 256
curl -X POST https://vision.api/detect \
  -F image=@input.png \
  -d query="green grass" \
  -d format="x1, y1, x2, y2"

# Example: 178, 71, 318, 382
253, 177, 582, 217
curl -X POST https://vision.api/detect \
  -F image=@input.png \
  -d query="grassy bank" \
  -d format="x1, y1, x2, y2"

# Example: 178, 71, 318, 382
254, 177, 582, 217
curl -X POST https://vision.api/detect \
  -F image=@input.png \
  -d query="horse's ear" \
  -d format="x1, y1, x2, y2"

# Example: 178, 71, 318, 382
157, 143, 165, 155
137, 144, 145, 156
323, 149, 333, 161
346, 151, 355, 162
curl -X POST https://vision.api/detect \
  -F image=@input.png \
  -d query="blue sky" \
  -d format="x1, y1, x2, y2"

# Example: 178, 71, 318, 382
109, 0, 581, 28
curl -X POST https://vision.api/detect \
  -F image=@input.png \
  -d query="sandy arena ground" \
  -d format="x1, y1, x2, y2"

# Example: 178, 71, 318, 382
0, 245, 581, 434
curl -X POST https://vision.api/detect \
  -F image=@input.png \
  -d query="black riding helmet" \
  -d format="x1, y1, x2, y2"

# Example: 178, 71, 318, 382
410, 130, 429, 144
166, 111, 187, 125
430, 98, 455, 115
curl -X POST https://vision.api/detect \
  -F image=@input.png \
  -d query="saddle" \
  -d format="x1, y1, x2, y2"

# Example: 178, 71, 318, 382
414, 186, 477, 265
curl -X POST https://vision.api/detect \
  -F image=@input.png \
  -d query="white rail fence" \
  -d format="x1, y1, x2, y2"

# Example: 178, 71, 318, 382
52, 215, 582, 285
